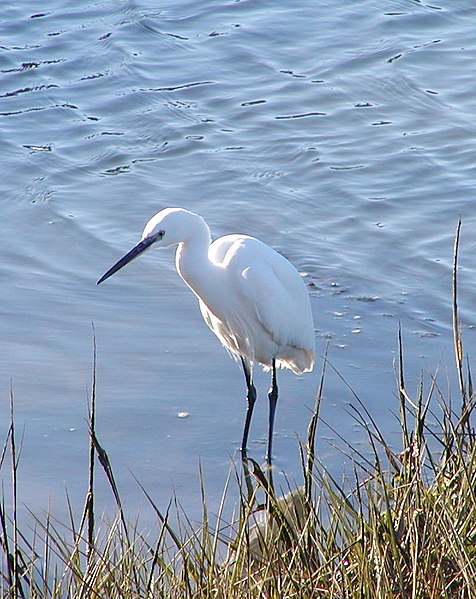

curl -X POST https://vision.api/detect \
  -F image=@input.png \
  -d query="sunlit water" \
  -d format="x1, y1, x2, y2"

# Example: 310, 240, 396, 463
1, 0, 476, 526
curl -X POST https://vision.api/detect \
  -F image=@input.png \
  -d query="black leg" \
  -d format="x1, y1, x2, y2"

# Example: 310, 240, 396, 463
240, 357, 256, 460
266, 358, 278, 466
240, 358, 256, 501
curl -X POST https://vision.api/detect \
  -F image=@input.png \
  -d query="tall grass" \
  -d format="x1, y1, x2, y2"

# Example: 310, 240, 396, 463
1, 222, 475, 598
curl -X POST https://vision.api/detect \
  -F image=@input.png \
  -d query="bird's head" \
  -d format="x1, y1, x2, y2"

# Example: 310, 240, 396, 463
97, 208, 207, 285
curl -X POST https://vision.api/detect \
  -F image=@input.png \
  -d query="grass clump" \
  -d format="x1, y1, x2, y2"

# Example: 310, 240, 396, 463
1, 222, 476, 598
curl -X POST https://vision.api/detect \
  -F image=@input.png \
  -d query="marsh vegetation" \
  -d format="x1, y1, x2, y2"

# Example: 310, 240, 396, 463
1, 224, 475, 598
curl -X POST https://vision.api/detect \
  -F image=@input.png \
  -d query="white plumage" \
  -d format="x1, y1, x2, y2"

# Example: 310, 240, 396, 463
201, 234, 314, 374
98, 207, 315, 466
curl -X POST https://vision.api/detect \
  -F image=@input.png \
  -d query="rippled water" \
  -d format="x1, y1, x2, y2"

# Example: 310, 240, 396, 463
1, 0, 476, 523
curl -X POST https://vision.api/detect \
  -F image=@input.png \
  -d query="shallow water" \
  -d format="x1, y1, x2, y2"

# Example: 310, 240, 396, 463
1, 0, 476, 524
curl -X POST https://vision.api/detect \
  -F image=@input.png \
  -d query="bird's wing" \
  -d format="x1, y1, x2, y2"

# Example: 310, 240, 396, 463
241, 265, 313, 349
209, 234, 243, 265
229, 240, 314, 353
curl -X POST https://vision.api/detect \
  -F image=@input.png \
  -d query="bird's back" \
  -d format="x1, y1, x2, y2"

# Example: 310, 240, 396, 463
206, 234, 314, 374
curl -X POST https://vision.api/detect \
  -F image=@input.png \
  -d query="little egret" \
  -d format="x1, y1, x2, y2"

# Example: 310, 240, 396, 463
97, 208, 315, 468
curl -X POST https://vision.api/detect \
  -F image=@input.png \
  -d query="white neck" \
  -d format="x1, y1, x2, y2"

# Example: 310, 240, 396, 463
174, 219, 218, 303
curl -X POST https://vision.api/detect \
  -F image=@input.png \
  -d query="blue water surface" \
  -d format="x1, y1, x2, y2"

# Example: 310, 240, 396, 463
1, 0, 476, 525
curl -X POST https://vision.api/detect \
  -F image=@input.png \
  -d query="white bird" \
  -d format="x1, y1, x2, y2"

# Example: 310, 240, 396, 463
97, 208, 314, 468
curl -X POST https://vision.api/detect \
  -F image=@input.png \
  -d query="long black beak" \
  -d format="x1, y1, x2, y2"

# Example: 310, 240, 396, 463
97, 237, 155, 285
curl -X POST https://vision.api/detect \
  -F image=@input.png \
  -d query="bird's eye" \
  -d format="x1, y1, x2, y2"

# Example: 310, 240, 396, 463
157, 229, 165, 240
